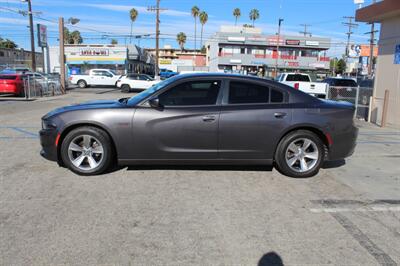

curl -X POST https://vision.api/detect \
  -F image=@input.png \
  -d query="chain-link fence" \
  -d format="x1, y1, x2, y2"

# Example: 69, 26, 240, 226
326, 86, 374, 121
22, 75, 63, 98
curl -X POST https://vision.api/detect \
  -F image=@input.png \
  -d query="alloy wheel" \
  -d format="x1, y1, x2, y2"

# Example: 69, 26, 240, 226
67, 134, 104, 171
285, 138, 319, 173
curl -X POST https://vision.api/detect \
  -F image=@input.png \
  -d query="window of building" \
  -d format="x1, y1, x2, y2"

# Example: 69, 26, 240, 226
0, 51, 4, 57
159, 80, 221, 106
228, 81, 269, 104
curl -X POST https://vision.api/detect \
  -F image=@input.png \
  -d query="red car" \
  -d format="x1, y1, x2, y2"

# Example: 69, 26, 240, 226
0, 74, 26, 96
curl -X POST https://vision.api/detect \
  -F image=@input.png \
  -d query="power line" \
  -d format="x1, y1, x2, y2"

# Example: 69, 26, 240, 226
342, 16, 358, 70
299, 24, 312, 37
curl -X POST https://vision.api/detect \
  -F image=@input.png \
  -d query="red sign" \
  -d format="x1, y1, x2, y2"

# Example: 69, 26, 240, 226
286, 39, 300, 46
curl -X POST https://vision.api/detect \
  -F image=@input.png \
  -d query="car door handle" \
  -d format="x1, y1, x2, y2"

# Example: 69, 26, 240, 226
274, 112, 287, 118
202, 115, 216, 122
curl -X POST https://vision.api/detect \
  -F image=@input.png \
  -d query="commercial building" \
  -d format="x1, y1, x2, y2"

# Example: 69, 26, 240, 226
356, 0, 400, 128
49, 44, 155, 76
146, 45, 207, 72
205, 26, 331, 77
0, 48, 44, 71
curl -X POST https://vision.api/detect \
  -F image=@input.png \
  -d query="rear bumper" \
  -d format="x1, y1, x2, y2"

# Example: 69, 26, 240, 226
327, 125, 358, 160
39, 128, 58, 162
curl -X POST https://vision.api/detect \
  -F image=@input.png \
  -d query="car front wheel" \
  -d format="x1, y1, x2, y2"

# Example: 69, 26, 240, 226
61, 126, 113, 175
274, 130, 325, 178
77, 80, 87, 88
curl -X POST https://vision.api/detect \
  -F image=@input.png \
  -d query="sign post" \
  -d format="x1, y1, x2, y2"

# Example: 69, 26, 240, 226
37, 24, 49, 73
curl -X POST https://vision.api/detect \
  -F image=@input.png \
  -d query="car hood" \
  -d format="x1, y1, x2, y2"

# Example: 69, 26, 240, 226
42, 99, 125, 119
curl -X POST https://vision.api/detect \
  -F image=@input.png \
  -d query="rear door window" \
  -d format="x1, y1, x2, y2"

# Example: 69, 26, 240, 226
228, 81, 269, 104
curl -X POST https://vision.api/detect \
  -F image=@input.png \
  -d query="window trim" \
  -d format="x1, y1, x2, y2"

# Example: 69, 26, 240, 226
223, 79, 288, 106
141, 78, 225, 108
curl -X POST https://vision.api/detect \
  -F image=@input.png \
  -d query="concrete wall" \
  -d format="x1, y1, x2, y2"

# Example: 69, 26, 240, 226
372, 16, 400, 128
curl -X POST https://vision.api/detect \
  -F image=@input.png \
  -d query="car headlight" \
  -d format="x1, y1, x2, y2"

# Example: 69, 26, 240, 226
42, 119, 57, 130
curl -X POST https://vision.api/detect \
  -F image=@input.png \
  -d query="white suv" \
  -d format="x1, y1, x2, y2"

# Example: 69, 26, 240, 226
116, 74, 159, 92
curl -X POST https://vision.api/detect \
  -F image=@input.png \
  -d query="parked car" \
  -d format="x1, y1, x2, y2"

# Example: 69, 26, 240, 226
25, 72, 59, 92
0, 74, 26, 96
277, 73, 328, 98
40, 73, 358, 178
69, 69, 122, 88
0, 68, 30, 74
323, 77, 358, 103
358, 78, 374, 105
159, 68, 178, 79
116, 74, 159, 92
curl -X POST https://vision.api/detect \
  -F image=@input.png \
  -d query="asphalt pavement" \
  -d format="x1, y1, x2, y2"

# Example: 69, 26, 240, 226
0, 87, 399, 265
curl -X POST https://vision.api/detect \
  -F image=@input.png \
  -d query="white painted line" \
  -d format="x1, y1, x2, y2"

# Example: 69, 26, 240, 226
310, 206, 400, 213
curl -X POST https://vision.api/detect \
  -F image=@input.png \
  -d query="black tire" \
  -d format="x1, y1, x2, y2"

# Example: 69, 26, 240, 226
60, 126, 114, 175
121, 84, 131, 93
274, 130, 325, 178
77, 80, 87, 88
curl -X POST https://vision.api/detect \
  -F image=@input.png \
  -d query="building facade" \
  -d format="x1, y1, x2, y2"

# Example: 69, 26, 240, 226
356, 0, 400, 128
49, 44, 155, 76
0, 48, 44, 71
146, 45, 207, 72
205, 26, 331, 77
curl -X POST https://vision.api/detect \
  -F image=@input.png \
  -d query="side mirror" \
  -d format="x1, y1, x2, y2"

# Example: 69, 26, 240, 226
148, 97, 161, 109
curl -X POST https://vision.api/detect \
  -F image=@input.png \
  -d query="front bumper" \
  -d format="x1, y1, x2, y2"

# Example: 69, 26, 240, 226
39, 128, 58, 162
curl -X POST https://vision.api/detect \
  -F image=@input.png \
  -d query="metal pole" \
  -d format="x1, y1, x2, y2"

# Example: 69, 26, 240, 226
27, 0, 36, 71
155, 0, 160, 79
274, 18, 283, 78
368, 0, 377, 77
59, 17, 66, 94
354, 86, 360, 119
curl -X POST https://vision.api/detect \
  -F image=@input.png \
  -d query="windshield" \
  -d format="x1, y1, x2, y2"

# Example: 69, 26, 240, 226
126, 76, 179, 106
109, 70, 118, 75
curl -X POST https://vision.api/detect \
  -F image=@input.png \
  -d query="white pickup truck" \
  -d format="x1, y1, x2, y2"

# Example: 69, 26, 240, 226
69, 69, 122, 88
277, 73, 328, 98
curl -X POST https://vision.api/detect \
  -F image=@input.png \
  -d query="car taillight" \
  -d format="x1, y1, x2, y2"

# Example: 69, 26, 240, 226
294, 83, 299, 90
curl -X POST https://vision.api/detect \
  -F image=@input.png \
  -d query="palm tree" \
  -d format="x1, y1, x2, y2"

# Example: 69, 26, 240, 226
233, 8, 241, 26
129, 8, 138, 44
191, 6, 200, 51
249, 9, 260, 27
70, 30, 82, 44
176, 32, 187, 51
199, 11, 208, 48
111, 39, 118, 45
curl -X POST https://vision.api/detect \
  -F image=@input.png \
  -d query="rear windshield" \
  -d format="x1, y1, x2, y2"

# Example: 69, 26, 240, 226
332, 79, 357, 87
0, 75, 17, 80
286, 74, 310, 82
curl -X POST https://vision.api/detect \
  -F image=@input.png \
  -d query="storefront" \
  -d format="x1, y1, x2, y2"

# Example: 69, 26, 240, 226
49, 44, 155, 77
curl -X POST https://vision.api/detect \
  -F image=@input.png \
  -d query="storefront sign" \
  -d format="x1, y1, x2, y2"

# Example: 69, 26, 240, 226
230, 59, 242, 64
228, 36, 246, 42
37, 24, 47, 47
159, 59, 172, 65
305, 41, 319, 46
80, 48, 109, 56
268, 37, 285, 45
285, 40, 300, 46
247, 36, 267, 42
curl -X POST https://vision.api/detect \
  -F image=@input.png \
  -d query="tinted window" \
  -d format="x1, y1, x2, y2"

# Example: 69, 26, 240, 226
229, 81, 269, 104
271, 89, 284, 103
0, 75, 17, 80
128, 74, 139, 80
159, 80, 221, 106
286, 74, 310, 82
331, 79, 357, 87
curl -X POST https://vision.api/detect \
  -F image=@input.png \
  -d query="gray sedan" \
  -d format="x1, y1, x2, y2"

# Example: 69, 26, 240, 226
40, 73, 358, 178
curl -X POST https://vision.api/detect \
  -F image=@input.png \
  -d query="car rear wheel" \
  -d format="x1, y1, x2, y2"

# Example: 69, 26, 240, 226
121, 84, 131, 93
61, 126, 113, 175
274, 130, 325, 178
77, 80, 87, 88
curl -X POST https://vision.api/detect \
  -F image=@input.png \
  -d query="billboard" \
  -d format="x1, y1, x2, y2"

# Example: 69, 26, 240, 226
37, 24, 47, 47
348, 44, 361, 58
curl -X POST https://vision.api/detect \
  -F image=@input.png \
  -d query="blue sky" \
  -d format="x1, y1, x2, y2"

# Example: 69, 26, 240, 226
0, 0, 377, 56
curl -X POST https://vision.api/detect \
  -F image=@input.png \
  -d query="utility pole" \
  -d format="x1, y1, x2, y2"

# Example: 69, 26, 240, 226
300, 24, 312, 37
274, 18, 284, 78
27, 0, 36, 71
342, 16, 358, 74
148, 0, 167, 79
366, 0, 378, 77
59, 17, 66, 94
